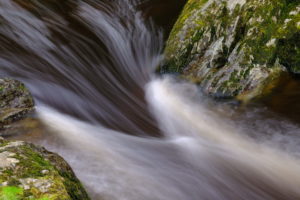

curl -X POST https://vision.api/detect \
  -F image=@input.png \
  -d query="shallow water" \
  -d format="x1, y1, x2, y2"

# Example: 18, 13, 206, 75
1, 0, 300, 199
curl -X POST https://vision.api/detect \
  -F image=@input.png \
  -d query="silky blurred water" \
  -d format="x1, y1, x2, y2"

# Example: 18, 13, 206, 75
1, 0, 300, 199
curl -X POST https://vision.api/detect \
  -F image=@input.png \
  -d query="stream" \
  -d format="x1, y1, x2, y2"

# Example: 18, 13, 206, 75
1, 0, 300, 199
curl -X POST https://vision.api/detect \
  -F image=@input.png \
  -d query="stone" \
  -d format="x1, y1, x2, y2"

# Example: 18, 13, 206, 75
0, 78, 34, 130
162, 0, 300, 101
0, 139, 90, 200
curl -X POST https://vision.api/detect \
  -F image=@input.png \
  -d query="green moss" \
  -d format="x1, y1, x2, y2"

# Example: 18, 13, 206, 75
277, 32, 300, 73
43, 153, 90, 200
0, 141, 90, 200
243, 65, 254, 80
241, 1, 297, 66
163, 0, 299, 100
23, 176, 69, 200
0, 141, 10, 148
165, 0, 209, 57
0, 186, 23, 200
211, 73, 225, 87
162, 28, 206, 73
17, 84, 26, 92
11, 145, 54, 179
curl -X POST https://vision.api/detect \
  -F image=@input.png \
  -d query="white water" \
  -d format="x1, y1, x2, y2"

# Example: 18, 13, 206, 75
1, 0, 300, 199
37, 78, 300, 200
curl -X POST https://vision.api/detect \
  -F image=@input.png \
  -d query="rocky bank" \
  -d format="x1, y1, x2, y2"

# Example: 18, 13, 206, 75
163, 0, 300, 101
0, 78, 90, 199
0, 139, 90, 200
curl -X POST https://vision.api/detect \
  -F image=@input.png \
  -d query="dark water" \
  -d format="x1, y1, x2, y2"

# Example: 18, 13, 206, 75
0, 0, 186, 136
139, 0, 187, 37
261, 74, 300, 124
1, 0, 300, 200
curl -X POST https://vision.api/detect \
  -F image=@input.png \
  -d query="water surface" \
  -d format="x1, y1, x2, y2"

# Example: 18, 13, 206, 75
1, 0, 300, 199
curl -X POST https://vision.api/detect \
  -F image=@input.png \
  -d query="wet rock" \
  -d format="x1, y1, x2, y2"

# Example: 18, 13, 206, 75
0, 78, 34, 129
163, 0, 300, 101
1, 118, 43, 138
0, 139, 90, 200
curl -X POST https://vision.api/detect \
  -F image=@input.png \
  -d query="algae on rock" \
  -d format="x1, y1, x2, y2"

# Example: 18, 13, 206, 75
163, 0, 300, 101
0, 138, 90, 200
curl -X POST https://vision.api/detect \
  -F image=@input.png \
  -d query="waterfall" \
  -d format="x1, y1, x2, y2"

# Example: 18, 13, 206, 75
1, 0, 300, 199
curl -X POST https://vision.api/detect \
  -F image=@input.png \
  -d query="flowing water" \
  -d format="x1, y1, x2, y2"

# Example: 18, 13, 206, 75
1, 0, 300, 199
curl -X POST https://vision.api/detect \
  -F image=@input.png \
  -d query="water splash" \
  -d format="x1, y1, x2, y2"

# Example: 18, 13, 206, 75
38, 78, 300, 200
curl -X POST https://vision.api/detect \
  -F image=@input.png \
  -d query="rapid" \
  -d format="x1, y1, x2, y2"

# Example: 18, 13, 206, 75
1, 0, 300, 199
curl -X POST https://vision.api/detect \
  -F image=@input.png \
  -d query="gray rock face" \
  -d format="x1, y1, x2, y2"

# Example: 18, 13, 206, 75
163, 0, 300, 101
0, 79, 34, 129
0, 138, 91, 200
0, 78, 92, 199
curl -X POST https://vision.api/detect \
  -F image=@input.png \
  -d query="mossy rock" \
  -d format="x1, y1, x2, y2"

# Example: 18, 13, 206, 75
0, 138, 90, 200
163, 0, 300, 101
0, 78, 34, 128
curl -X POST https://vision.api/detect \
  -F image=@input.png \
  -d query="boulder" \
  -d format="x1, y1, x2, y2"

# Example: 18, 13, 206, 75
0, 78, 34, 129
0, 138, 90, 200
163, 0, 300, 101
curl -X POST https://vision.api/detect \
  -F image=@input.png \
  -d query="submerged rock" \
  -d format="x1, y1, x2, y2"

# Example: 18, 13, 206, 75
0, 117, 43, 138
163, 0, 300, 101
0, 138, 90, 200
0, 78, 34, 129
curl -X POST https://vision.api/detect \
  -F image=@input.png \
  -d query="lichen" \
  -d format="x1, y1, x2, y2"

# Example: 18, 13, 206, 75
163, 0, 300, 101
0, 140, 90, 200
